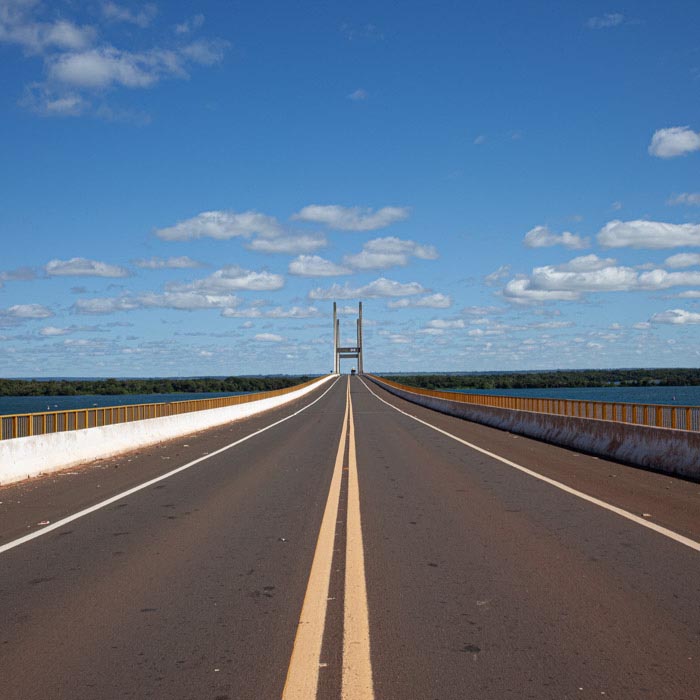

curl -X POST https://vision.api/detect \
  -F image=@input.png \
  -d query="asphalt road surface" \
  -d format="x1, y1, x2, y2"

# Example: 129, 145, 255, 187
1, 376, 699, 699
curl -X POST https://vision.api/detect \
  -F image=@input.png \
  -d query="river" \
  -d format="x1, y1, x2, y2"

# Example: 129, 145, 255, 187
0, 392, 249, 416
454, 385, 700, 405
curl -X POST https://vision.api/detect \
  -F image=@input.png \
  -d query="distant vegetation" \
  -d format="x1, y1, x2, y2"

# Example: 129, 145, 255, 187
381, 368, 700, 391
0, 376, 312, 397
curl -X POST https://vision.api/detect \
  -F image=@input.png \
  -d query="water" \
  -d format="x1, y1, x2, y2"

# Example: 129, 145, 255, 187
453, 385, 700, 406
0, 392, 249, 416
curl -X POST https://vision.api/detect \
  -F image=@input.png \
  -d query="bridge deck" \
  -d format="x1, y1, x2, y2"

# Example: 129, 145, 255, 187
1, 376, 698, 699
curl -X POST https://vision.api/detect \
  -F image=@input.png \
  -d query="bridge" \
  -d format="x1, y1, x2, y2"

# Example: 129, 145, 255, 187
0, 306, 699, 699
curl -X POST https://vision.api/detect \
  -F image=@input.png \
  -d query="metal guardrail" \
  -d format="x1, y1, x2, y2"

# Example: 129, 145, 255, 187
0, 377, 325, 441
371, 376, 700, 432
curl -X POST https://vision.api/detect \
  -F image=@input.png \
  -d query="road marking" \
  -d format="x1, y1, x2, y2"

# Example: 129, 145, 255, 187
283, 378, 349, 699
343, 384, 375, 699
360, 378, 700, 553
284, 378, 375, 700
0, 377, 340, 556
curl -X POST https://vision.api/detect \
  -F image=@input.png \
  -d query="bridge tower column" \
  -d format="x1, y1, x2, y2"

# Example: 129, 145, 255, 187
333, 301, 364, 374
332, 302, 338, 374
358, 301, 364, 374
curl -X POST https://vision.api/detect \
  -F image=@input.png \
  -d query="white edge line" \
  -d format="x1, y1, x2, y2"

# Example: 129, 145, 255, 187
0, 377, 340, 556
360, 378, 700, 553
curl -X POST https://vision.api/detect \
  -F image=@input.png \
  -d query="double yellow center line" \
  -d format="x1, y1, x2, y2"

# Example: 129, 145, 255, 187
283, 377, 374, 699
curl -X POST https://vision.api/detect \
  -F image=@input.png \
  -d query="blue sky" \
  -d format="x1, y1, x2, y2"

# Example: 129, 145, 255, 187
1, 1, 700, 377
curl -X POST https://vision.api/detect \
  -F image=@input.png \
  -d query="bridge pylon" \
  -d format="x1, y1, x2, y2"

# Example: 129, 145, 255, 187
333, 301, 363, 374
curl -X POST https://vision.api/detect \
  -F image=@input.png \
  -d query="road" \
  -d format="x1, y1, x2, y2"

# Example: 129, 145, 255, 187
1, 376, 699, 699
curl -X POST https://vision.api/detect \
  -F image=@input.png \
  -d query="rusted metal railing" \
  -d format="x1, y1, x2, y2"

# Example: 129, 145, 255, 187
371, 376, 700, 432
0, 377, 325, 441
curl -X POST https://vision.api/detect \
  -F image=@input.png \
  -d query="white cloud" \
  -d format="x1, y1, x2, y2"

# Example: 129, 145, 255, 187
102, 2, 157, 28
387, 293, 452, 309
664, 253, 700, 269
473, 134, 487, 145
247, 233, 326, 254
529, 265, 639, 292
309, 277, 427, 300
649, 126, 700, 158
678, 290, 700, 298
637, 269, 700, 289
426, 319, 465, 330
343, 236, 438, 270
484, 264, 511, 285
503, 278, 583, 303
348, 88, 368, 101
292, 204, 409, 231
340, 22, 384, 42
462, 305, 506, 316
47, 39, 228, 91
39, 326, 71, 336
45, 257, 130, 277
73, 290, 242, 314
586, 13, 625, 29
0, 266, 36, 284
598, 220, 700, 248
667, 192, 700, 206
523, 225, 589, 250
72, 296, 142, 314
3, 303, 53, 319
650, 309, 700, 325
175, 14, 205, 34
531, 320, 574, 329
169, 266, 284, 293
254, 333, 284, 342
288, 255, 351, 277
222, 305, 319, 319
31, 90, 88, 116
180, 38, 228, 66
555, 254, 617, 272
143, 291, 242, 311
155, 210, 281, 240
3, 2, 228, 118
133, 256, 202, 269
0, 2, 96, 54
504, 254, 700, 303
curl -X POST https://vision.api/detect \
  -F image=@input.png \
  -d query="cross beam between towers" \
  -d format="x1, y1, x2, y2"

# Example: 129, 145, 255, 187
332, 302, 363, 374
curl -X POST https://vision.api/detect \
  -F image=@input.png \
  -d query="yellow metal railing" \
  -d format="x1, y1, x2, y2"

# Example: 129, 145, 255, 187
0, 377, 327, 441
370, 375, 700, 432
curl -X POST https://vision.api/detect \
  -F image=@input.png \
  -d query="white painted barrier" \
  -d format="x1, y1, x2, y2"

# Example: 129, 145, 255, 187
368, 377, 700, 480
0, 375, 335, 486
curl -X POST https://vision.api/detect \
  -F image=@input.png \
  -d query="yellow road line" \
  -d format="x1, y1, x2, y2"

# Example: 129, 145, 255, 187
283, 378, 350, 699
343, 385, 375, 699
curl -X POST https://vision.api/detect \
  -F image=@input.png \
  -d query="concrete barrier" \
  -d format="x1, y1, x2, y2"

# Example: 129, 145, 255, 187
368, 377, 700, 480
0, 375, 336, 486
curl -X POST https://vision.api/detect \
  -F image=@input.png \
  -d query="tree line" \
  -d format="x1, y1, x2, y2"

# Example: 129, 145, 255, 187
381, 368, 700, 391
0, 376, 313, 397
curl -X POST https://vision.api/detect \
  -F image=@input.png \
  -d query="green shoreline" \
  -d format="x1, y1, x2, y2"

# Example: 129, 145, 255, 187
0, 376, 312, 397
380, 368, 700, 391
